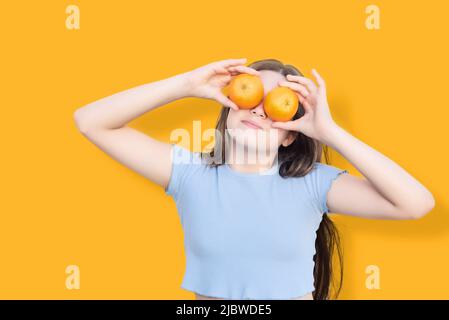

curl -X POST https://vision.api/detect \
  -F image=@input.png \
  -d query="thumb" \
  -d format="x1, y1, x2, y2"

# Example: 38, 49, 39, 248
271, 121, 297, 131
215, 93, 239, 110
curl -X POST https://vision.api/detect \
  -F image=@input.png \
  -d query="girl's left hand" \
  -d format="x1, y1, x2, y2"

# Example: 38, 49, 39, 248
270, 69, 338, 144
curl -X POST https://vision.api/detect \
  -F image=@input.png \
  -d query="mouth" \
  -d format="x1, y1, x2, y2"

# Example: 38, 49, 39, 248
241, 120, 263, 130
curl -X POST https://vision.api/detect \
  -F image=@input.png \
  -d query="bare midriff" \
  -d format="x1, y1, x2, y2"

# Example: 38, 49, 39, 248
195, 291, 314, 300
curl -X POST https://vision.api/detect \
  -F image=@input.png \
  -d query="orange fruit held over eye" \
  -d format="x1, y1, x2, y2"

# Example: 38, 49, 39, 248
224, 74, 264, 109
263, 86, 299, 122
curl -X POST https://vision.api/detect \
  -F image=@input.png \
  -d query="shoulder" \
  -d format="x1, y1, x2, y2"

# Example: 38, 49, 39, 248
166, 143, 212, 199
309, 161, 348, 177
171, 143, 203, 165
302, 161, 349, 214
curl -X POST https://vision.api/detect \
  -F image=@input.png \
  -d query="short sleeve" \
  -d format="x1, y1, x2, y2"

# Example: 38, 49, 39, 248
306, 162, 349, 215
165, 143, 202, 201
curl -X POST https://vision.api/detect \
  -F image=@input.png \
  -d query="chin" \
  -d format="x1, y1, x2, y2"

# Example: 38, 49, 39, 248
226, 127, 279, 152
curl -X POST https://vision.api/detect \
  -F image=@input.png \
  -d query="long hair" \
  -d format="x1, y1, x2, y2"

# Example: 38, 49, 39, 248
200, 58, 343, 300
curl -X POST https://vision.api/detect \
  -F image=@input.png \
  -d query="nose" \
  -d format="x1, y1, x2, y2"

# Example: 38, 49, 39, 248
250, 103, 267, 120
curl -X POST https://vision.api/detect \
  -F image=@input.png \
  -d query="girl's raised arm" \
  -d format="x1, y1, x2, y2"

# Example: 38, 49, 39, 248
73, 58, 257, 189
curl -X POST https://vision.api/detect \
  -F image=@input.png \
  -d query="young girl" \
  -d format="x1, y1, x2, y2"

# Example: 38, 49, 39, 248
74, 58, 435, 300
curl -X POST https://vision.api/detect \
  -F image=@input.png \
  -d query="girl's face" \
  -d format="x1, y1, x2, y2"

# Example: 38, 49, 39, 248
225, 70, 296, 154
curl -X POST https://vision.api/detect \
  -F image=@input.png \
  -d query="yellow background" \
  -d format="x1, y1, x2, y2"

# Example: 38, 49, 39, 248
1, 0, 448, 299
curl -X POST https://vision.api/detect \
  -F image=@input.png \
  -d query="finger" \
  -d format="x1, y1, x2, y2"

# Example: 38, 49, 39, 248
286, 74, 318, 94
278, 80, 310, 98
213, 65, 230, 75
301, 98, 313, 114
228, 65, 260, 76
286, 74, 317, 94
311, 68, 326, 92
270, 120, 298, 131
215, 93, 239, 110
219, 58, 248, 68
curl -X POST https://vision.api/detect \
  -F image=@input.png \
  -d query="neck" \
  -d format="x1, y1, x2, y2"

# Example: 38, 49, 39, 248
225, 141, 278, 174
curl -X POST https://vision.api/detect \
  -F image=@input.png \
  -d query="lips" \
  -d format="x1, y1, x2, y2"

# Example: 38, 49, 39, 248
241, 119, 263, 129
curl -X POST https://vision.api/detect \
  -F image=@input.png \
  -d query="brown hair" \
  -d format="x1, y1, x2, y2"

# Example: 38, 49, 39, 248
200, 58, 343, 300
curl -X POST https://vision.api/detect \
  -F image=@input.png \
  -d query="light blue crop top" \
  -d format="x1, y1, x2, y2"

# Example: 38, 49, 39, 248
165, 143, 349, 300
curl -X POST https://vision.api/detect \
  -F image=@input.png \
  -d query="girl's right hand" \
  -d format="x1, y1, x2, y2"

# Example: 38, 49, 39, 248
184, 58, 261, 110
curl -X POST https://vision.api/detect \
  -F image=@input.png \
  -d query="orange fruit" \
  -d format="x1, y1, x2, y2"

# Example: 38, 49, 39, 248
225, 74, 264, 109
263, 87, 299, 122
